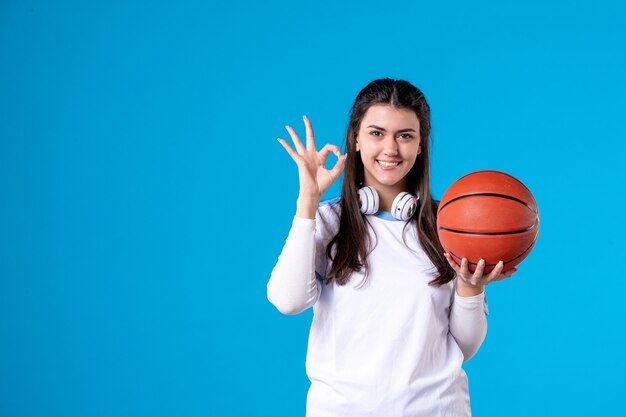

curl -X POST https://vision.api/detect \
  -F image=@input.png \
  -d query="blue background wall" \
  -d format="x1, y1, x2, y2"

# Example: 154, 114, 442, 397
1, 0, 624, 416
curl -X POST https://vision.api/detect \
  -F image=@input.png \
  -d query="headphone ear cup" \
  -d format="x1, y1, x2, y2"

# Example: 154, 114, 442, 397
391, 192, 418, 221
358, 186, 379, 215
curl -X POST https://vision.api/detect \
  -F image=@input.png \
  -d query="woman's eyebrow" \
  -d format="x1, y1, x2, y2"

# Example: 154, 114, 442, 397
366, 125, 417, 133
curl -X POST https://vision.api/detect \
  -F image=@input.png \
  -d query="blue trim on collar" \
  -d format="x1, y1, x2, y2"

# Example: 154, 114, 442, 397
373, 211, 402, 221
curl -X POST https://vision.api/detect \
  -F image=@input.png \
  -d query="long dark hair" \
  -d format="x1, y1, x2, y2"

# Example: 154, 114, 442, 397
325, 78, 455, 287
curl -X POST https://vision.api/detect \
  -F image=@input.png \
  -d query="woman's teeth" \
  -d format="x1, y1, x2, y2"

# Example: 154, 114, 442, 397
378, 160, 400, 167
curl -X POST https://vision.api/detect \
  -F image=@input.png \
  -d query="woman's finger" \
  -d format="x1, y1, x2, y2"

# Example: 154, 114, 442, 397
471, 259, 486, 285
303, 115, 316, 151
328, 154, 347, 180
460, 258, 470, 278
285, 125, 306, 154
277, 138, 302, 163
486, 261, 504, 282
444, 253, 460, 274
494, 267, 517, 282
318, 144, 341, 166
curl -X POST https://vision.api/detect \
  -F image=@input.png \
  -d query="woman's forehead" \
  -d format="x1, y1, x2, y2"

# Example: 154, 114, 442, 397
361, 104, 420, 128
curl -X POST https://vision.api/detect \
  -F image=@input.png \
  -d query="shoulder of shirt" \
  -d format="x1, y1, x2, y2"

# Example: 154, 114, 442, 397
319, 196, 341, 207
318, 196, 341, 216
316, 197, 341, 235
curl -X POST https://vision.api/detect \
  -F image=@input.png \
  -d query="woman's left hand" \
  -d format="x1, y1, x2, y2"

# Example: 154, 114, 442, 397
444, 253, 517, 296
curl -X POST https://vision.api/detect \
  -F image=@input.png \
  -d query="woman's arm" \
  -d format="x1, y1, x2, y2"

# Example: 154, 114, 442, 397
449, 287, 487, 361
268, 115, 345, 315
267, 215, 320, 315
445, 254, 518, 361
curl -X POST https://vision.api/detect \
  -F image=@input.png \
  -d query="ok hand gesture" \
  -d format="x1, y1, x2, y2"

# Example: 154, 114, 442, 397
277, 115, 347, 204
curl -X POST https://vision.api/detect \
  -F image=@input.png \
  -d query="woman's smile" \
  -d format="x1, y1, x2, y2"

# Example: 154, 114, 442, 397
376, 159, 402, 169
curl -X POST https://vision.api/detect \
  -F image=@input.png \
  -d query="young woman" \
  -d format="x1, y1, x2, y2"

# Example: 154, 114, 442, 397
267, 78, 516, 417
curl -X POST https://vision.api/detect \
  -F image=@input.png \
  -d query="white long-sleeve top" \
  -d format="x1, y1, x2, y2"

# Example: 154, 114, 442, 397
267, 200, 488, 417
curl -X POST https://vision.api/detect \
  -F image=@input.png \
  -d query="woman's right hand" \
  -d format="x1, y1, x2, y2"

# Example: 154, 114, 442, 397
277, 115, 347, 204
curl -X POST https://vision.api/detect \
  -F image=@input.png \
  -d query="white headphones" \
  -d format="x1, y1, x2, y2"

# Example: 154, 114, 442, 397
357, 186, 418, 221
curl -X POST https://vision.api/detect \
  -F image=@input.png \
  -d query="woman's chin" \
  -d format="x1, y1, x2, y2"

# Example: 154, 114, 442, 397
366, 176, 406, 189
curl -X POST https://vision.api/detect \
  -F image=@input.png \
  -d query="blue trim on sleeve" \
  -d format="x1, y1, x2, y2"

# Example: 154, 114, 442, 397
484, 293, 490, 316
315, 271, 324, 282
320, 196, 341, 206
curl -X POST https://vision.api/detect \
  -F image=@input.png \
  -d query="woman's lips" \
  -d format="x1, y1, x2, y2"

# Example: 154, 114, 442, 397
377, 160, 401, 169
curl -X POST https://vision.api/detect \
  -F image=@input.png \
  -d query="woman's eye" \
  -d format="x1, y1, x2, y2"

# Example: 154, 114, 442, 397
399, 134, 413, 140
370, 131, 382, 137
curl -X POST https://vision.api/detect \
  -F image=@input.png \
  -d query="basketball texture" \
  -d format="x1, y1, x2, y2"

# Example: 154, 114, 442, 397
437, 170, 539, 273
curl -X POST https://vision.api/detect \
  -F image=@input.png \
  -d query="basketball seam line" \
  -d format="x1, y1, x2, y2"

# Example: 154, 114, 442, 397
447, 239, 537, 266
437, 193, 538, 214
437, 218, 539, 235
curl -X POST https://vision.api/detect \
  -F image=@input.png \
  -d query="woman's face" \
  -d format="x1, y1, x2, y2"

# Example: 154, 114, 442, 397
356, 104, 421, 192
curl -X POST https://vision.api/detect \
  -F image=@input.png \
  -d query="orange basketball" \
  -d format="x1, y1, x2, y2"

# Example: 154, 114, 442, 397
437, 170, 539, 273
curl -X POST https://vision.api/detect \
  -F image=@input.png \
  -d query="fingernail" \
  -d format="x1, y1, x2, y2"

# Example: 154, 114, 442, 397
303, 115, 307, 120
498, 261, 504, 267
479, 259, 485, 266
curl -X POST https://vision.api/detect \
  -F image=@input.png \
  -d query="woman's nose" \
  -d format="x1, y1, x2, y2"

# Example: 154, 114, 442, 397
383, 137, 399, 156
